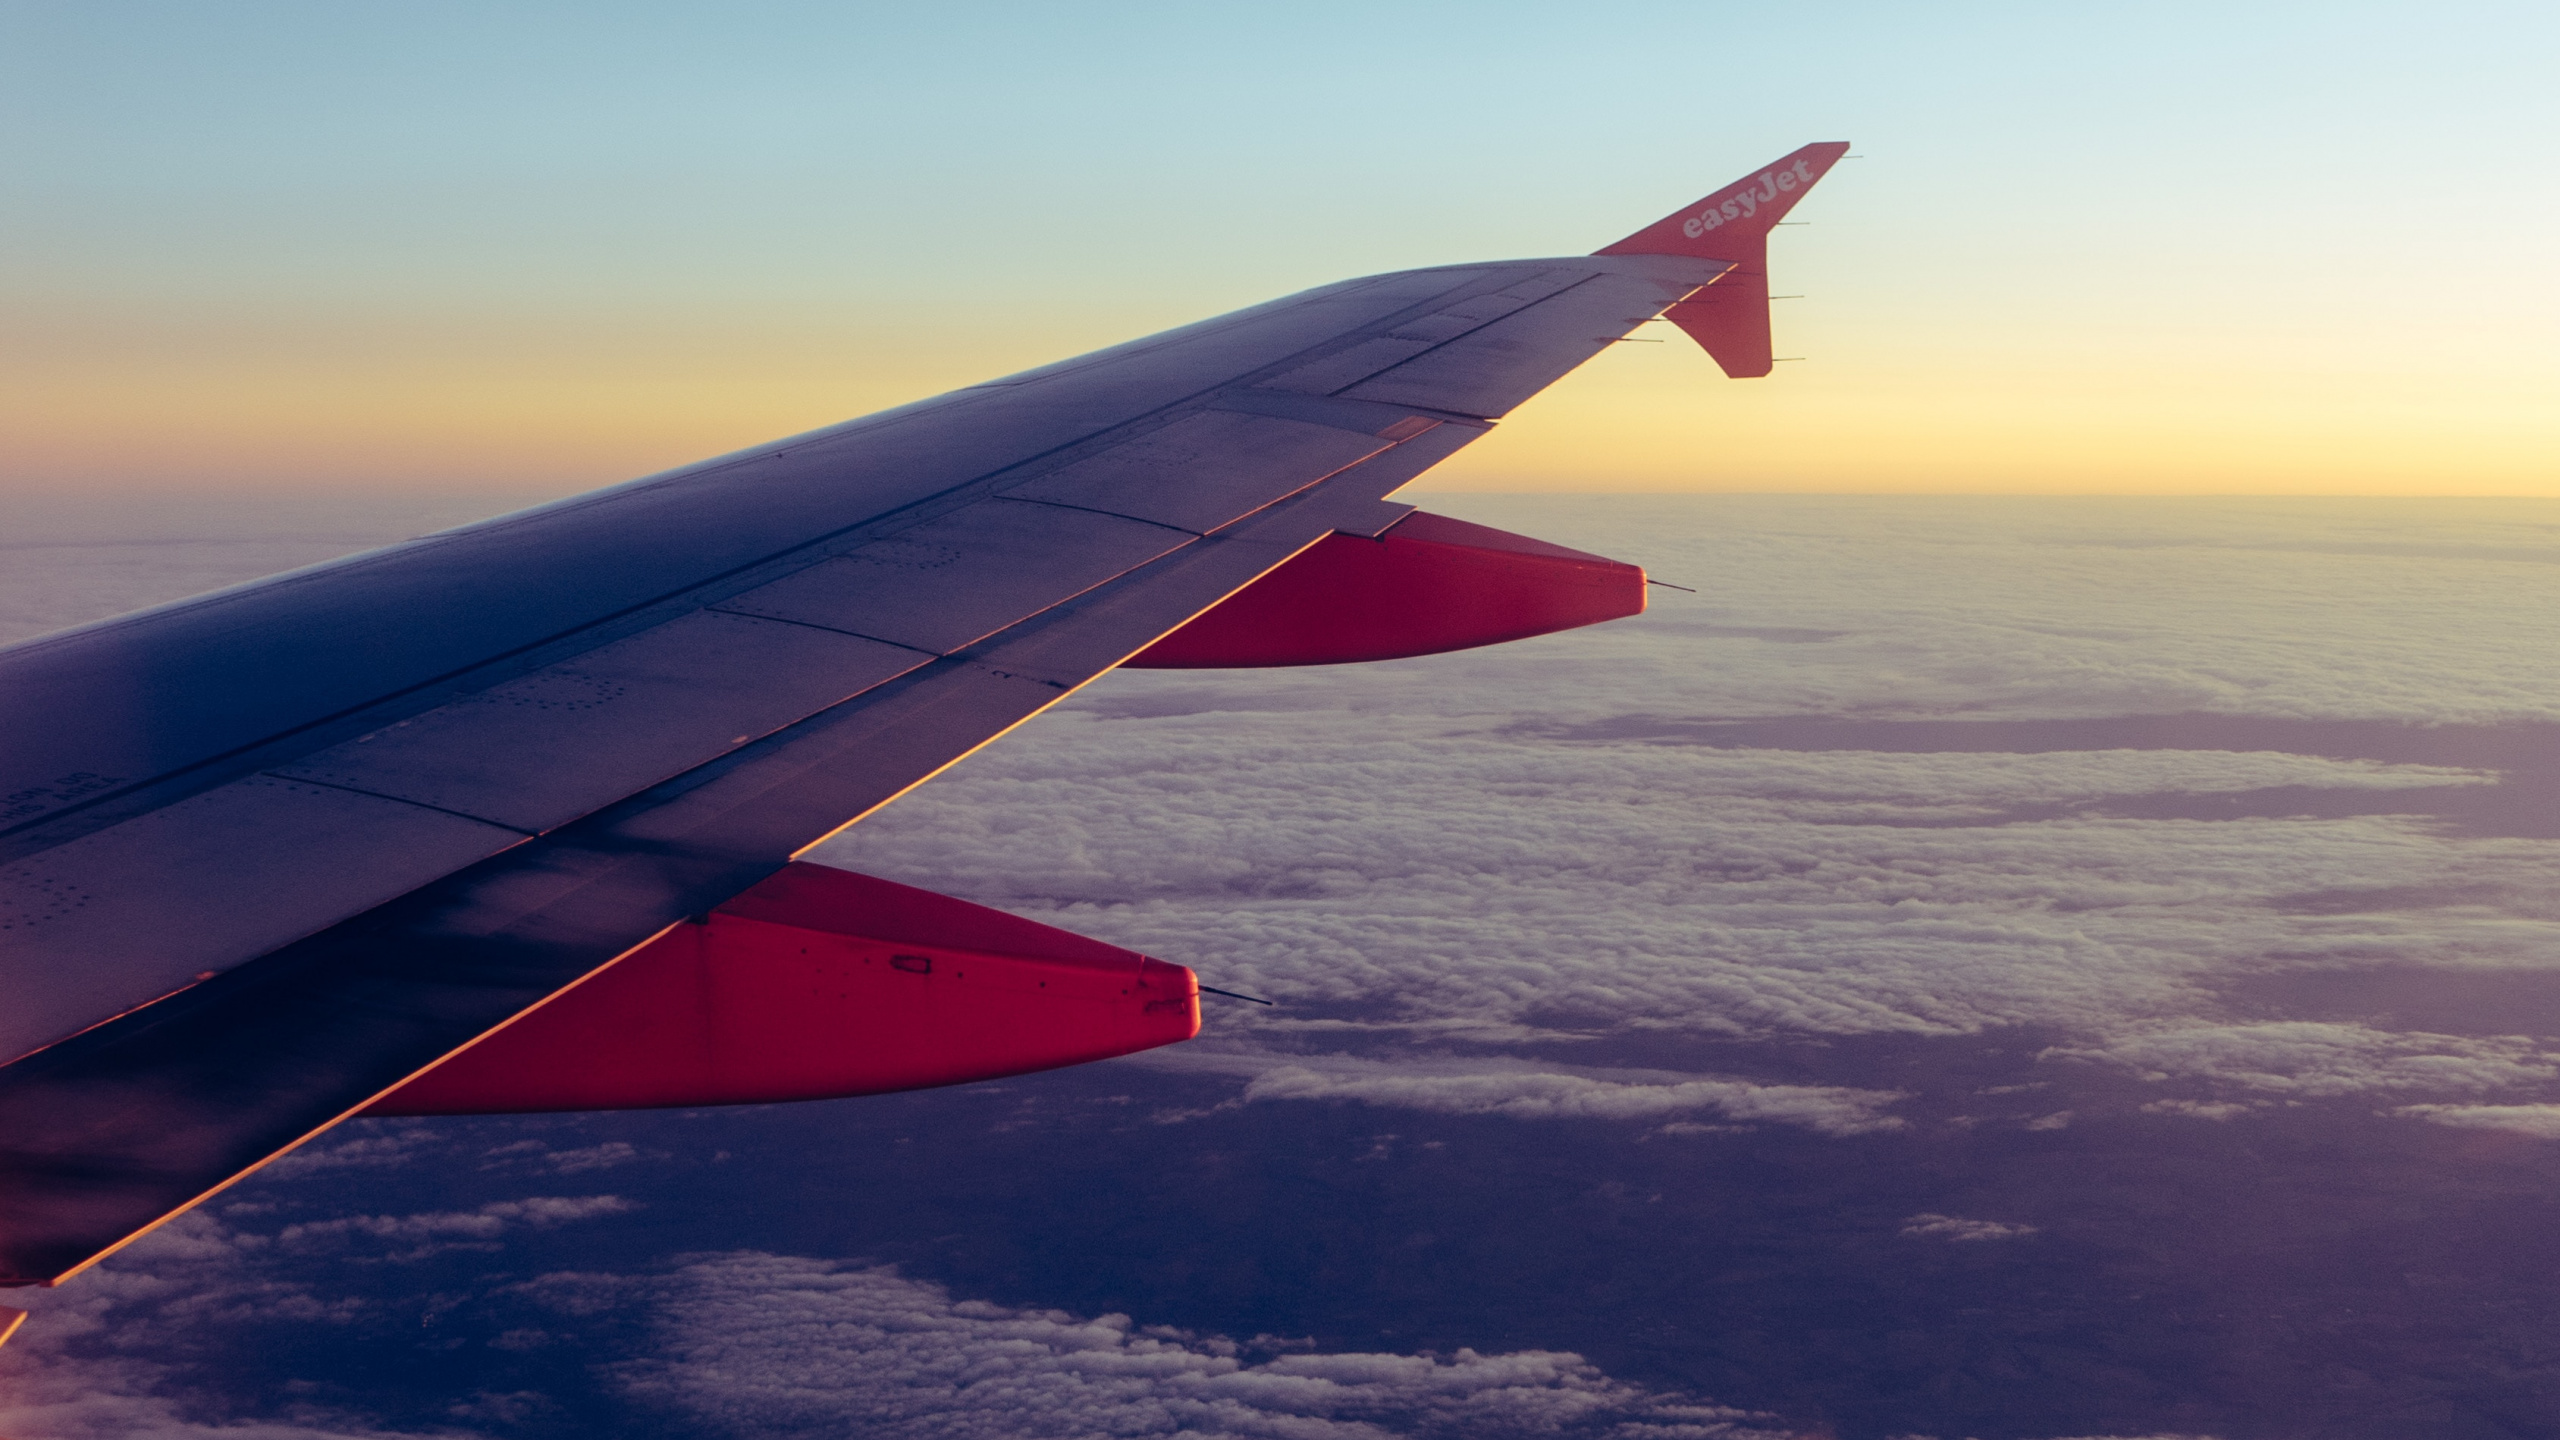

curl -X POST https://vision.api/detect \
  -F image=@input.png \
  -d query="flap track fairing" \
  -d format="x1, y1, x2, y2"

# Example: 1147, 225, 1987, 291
1127, 510, 1646, 669
367, 864, 1198, 1115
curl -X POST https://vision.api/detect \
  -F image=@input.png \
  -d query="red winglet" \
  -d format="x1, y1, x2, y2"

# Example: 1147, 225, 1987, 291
1595, 141, 1851, 378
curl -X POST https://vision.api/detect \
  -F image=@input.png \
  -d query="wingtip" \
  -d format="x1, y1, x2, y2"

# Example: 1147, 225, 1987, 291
1597, 141, 1852, 379
1594, 141, 1854, 260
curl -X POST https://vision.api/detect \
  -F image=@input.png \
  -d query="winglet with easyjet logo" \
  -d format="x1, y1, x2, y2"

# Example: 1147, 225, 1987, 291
1595, 141, 1852, 378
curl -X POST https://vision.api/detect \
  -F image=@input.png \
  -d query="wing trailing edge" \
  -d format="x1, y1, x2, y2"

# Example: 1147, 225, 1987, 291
1594, 141, 1853, 378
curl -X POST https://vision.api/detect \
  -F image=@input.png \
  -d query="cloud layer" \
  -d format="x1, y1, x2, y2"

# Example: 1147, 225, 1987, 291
1228, 1056, 1906, 1135
13, 494, 2560, 1437
819, 692, 2560, 1113
608, 1253, 1779, 1440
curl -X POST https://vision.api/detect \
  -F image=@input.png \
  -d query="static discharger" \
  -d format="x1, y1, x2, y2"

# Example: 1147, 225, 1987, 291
1200, 985, 1275, 1006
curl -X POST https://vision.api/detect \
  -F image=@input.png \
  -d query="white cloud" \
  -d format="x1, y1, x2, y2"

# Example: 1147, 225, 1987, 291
817, 691, 2560, 1109
19, 495, 2560, 1194
831, 716, 2525, 1020
0, 1370, 436, 1440
2390, 1103, 2560, 1138
2046, 1022, 2556, 1098
2017, 1424, 2222, 1434
604, 1252, 1785, 1439
259, 1128, 444, 1179
0, 1182, 658, 1438
1416, 496, 2560, 728
0, 1213, 420, 1440
276, 1196, 635, 1263
17, 495, 2560, 1434
2137, 1099, 2254, 1121
1220, 1056, 1905, 1136
480, 1139, 650, 1174
801, 494, 2560, 1124
1899, 1214, 2038, 1242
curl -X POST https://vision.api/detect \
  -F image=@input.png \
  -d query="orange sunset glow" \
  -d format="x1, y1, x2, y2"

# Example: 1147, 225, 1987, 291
5, 5, 2551, 502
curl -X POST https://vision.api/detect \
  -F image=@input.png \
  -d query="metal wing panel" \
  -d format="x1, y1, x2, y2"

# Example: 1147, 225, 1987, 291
1344, 260, 1726, 417
998, 410, 1395, 533
0, 777, 524, 1064
0, 441, 977, 841
1253, 268, 1588, 396
710, 500, 1193, 654
1401, 267, 1587, 325
1204, 387, 1451, 436
268, 613, 933, 833
1258, 336, 1445, 395
0, 462, 1449, 1286
957, 268, 1491, 392
0, 266, 1495, 846
0, 415, 1463, 1083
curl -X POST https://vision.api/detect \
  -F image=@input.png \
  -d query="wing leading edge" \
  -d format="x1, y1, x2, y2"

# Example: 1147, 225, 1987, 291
0, 144, 1848, 1291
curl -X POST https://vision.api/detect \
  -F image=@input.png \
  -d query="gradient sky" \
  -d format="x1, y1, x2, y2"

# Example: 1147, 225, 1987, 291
4, 0, 2555, 497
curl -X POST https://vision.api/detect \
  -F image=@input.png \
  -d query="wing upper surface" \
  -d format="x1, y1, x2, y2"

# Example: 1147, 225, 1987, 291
0, 249, 1727, 1284
1344, 263, 1707, 417
0, 475, 1447, 1285
0, 263, 1533, 1062
0, 266, 1488, 846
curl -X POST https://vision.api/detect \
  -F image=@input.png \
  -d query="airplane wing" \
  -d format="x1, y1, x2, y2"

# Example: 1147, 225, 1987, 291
0, 143, 1849, 1289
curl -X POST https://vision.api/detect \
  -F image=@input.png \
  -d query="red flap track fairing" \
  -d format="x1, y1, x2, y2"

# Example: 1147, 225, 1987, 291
369, 864, 1197, 1114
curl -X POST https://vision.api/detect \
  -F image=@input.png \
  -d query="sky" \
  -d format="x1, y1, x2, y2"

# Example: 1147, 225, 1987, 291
9, 494, 2560, 1438
4, 0, 2556, 498
9, 4, 2560, 1436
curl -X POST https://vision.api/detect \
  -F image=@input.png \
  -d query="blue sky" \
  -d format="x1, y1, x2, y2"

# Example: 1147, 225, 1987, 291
4, 0, 2555, 490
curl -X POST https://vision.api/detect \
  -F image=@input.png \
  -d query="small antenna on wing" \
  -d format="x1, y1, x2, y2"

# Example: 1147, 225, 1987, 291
1200, 984, 1274, 1006
1646, 579, 1697, 593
